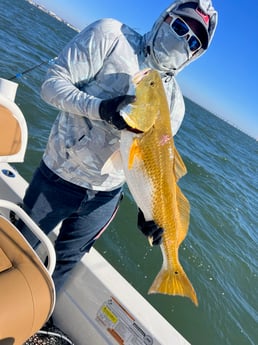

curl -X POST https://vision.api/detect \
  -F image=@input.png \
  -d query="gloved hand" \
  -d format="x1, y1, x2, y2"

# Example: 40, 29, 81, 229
137, 209, 164, 246
99, 95, 135, 130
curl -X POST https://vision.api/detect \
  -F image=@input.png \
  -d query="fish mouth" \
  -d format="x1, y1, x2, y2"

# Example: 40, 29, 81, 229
132, 68, 151, 86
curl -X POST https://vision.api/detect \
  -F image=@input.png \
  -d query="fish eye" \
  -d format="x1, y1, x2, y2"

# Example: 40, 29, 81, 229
150, 81, 155, 87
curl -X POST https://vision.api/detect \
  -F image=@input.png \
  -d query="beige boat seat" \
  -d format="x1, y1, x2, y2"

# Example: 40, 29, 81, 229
0, 215, 55, 345
0, 105, 22, 156
0, 79, 55, 344
0, 78, 27, 163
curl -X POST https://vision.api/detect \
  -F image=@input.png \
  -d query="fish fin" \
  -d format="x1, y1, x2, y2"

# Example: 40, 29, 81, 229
148, 259, 198, 306
174, 147, 187, 181
101, 150, 123, 175
128, 138, 142, 170
176, 185, 190, 245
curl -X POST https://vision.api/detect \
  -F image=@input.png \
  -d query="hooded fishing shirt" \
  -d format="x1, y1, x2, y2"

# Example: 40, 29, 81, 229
41, 18, 185, 191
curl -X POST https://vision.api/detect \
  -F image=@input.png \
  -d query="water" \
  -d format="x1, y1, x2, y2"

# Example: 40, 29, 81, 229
1, 1, 257, 344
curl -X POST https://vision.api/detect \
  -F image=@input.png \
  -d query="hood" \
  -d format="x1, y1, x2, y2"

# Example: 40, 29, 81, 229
142, 0, 218, 75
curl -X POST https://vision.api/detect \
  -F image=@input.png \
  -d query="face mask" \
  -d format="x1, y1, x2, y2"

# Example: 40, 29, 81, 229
152, 22, 190, 71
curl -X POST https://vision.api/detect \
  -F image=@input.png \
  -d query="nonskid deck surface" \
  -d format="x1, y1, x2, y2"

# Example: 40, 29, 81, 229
24, 320, 75, 345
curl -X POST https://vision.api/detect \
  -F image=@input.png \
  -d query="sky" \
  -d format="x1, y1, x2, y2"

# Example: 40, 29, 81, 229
34, 0, 258, 139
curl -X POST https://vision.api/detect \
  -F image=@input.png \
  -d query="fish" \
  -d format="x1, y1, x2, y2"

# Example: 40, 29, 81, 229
119, 68, 198, 306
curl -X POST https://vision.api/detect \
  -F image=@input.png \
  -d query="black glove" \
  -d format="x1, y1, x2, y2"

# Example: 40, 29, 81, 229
137, 209, 164, 246
99, 95, 135, 130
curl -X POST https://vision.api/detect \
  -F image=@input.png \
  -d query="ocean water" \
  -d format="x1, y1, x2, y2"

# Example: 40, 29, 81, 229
1, 1, 257, 344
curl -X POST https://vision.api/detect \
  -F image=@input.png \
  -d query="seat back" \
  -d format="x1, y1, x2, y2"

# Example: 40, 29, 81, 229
0, 216, 55, 344
0, 78, 27, 163
0, 104, 22, 156
0, 78, 55, 344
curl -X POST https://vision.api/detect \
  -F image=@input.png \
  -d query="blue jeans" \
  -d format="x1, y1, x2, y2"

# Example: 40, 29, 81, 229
19, 160, 123, 293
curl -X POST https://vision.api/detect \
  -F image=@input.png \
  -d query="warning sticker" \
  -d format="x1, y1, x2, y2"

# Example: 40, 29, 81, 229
96, 296, 154, 345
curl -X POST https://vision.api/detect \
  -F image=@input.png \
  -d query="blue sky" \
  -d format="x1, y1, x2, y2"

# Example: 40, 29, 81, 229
34, 0, 257, 139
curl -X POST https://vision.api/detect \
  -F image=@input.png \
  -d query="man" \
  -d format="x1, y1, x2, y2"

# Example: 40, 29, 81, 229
19, 0, 218, 294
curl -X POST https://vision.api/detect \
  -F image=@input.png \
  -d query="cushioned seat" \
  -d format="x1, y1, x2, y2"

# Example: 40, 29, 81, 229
0, 216, 55, 344
0, 78, 55, 344
0, 78, 27, 163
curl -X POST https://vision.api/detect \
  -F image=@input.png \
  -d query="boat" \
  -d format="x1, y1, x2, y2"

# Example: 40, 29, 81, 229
0, 76, 191, 345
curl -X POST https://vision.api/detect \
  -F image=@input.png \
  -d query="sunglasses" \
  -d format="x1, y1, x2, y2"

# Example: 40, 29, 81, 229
166, 15, 202, 53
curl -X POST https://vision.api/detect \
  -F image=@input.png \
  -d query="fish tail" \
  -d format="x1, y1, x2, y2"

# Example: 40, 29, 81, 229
148, 263, 198, 306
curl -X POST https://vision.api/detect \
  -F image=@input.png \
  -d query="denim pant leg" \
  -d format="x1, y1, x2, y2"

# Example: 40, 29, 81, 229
53, 187, 122, 293
18, 160, 123, 293
18, 161, 87, 248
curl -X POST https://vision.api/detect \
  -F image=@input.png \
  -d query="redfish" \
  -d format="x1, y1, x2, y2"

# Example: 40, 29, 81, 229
120, 69, 198, 306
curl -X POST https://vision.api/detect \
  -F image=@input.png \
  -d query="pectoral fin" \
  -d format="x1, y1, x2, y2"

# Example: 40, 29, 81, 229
128, 138, 142, 170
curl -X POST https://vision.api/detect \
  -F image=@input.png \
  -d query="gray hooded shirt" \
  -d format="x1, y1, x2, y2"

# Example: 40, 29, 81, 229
41, 1, 217, 191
